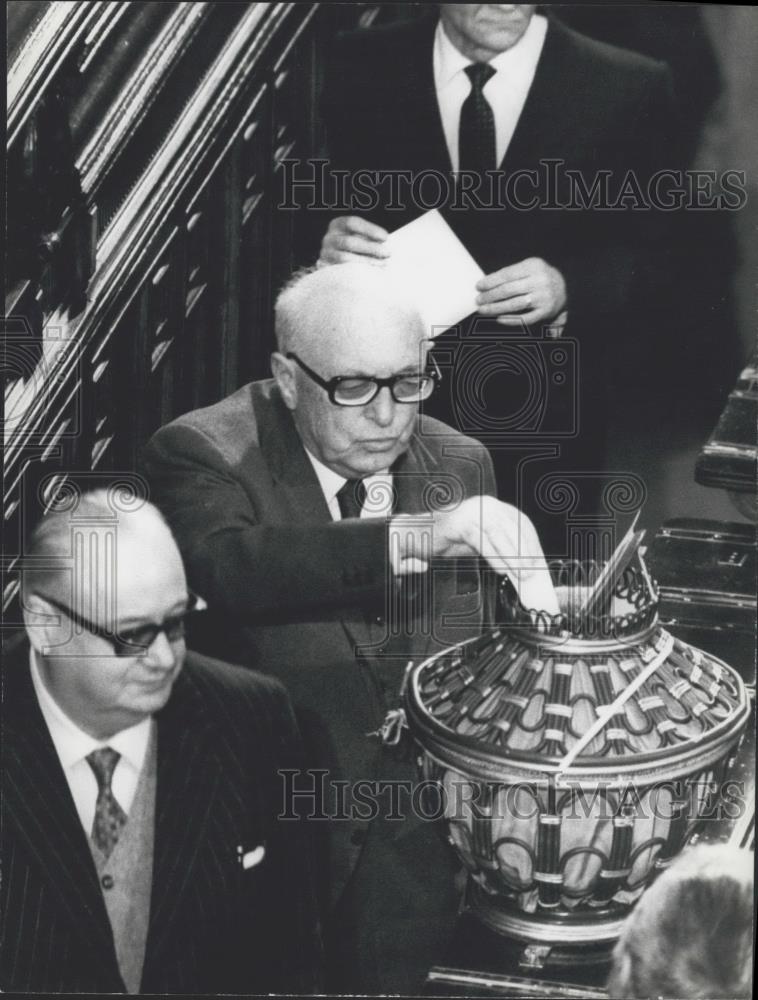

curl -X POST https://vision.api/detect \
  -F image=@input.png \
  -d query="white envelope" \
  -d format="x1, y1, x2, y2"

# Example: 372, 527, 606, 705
384, 209, 483, 337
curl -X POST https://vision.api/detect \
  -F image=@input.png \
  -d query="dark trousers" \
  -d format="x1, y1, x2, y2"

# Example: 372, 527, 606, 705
323, 746, 461, 995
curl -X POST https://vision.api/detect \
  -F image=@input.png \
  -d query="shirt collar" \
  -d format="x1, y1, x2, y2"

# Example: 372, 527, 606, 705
434, 13, 548, 87
304, 448, 390, 509
434, 17, 473, 88
305, 448, 348, 507
30, 646, 151, 773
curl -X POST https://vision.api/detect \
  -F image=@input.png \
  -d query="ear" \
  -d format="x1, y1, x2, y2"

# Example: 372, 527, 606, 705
271, 351, 298, 411
22, 592, 60, 655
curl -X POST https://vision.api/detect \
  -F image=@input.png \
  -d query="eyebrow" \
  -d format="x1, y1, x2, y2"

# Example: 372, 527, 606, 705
339, 365, 423, 378
115, 597, 191, 627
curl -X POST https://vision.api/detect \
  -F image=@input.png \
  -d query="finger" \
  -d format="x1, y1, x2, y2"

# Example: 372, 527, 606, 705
337, 216, 389, 242
319, 246, 342, 264
495, 308, 542, 326
321, 249, 387, 266
478, 523, 524, 581
478, 507, 546, 575
477, 293, 535, 317
522, 573, 560, 615
476, 277, 531, 306
459, 500, 517, 572
477, 263, 534, 290
334, 233, 391, 258
485, 548, 557, 614
395, 557, 430, 575
475, 267, 513, 291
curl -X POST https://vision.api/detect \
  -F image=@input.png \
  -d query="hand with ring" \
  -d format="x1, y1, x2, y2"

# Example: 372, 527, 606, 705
475, 257, 567, 326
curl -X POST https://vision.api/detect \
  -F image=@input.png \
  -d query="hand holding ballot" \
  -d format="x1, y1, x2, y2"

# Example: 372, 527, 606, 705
390, 496, 560, 616
319, 215, 390, 264
475, 256, 568, 327
320, 210, 484, 332
319, 211, 568, 331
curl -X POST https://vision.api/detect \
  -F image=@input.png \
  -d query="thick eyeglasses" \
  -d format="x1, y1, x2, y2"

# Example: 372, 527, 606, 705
36, 592, 206, 656
286, 351, 442, 406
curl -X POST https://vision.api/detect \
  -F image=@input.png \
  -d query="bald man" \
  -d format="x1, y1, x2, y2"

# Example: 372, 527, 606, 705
1, 491, 320, 994
143, 262, 555, 993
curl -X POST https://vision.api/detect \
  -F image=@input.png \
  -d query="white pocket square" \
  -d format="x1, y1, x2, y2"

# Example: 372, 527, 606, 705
239, 844, 265, 870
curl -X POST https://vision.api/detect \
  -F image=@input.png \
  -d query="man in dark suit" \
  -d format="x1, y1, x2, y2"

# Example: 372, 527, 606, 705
143, 262, 556, 993
1, 490, 320, 994
314, 4, 681, 551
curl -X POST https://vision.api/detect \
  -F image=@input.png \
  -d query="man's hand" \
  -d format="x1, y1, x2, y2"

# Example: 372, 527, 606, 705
319, 216, 390, 265
475, 257, 567, 326
389, 496, 559, 614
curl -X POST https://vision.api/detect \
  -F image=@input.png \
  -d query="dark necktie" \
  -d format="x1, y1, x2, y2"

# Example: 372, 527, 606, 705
337, 479, 367, 520
459, 62, 497, 174
86, 747, 127, 859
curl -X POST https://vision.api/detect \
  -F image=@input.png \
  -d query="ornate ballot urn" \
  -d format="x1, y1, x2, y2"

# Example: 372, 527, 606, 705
404, 559, 750, 959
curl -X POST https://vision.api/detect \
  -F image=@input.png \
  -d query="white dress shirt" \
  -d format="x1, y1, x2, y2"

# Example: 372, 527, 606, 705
433, 14, 548, 171
30, 648, 152, 835
305, 448, 394, 521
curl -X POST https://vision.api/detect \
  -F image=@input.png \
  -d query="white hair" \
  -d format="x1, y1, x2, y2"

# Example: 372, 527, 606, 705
273, 262, 424, 354
607, 843, 754, 999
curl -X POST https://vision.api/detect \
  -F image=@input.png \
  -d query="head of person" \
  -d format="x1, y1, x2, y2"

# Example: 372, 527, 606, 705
607, 844, 754, 999
439, 4, 537, 62
272, 263, 431, 479
22, 490, 190, 740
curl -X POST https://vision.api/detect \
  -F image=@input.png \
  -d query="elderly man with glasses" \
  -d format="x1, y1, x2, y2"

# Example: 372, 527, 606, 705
143, 262, 556, 994
1, 490, 321, 995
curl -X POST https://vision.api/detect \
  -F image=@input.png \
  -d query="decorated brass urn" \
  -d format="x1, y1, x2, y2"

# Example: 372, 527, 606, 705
404, 554, 750, 958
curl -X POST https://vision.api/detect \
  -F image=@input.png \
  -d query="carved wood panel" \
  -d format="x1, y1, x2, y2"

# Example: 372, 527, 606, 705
4, 2, 380, 623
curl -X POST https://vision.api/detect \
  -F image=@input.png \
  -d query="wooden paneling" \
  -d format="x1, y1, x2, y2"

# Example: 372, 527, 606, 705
3, 1, 379, 623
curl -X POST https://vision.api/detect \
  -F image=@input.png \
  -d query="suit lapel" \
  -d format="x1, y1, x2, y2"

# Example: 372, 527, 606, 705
2, 640, 121, 982
257, 384, 333, 524
144, 661, 221, 964
397, 15, 452, 175
500, 17, 579, 171
393, 428, 439, 514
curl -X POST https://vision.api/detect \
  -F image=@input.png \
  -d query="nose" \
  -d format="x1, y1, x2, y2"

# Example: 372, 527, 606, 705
366, 385, 396, 427
143, 629, 177, 670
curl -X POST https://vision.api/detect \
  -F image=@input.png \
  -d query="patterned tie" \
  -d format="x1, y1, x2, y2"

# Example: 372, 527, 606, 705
336, 479, 367, 520
459, 63, 497, 173
86, 747, 127, 859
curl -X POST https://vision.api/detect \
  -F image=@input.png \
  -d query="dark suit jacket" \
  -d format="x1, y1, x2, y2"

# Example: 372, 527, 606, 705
143, 378, 497, 908
320, 13, 679, 336
314, 13, 681, 545
0, 635, 321, 994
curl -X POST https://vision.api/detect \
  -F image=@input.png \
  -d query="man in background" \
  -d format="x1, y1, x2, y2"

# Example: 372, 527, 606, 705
1, 490, 320, 994
314, 3, 681, 551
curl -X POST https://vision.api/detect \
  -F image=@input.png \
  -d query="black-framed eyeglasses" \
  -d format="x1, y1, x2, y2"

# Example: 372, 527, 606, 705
36, 592, 206, 656
286, 351, 442, 406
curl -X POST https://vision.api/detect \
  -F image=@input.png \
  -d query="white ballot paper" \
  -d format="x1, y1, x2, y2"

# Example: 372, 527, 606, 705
384, 209, 484, 336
